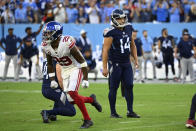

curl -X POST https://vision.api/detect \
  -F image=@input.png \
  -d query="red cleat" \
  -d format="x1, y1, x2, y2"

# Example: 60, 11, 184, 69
186, 119, 196, 129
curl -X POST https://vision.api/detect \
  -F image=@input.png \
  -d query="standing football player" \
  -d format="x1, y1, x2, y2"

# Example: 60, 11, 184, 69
158, 28, 177, 81
41, 53, 76, 123
186, 94, 196, 129
102, 9, 140, 118
41, 21, 102, 129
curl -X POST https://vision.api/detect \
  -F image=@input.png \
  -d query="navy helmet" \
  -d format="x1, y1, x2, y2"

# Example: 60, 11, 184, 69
42, 21, 63, 43
111, 9, 128, 28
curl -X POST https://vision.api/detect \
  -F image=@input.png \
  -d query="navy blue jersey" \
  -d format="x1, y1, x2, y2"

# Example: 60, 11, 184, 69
103, 24, 133, 63
20, 44, 38, 59
23, 32, 37, 45
134, 38, 143, 57
177, 39, 194, 58
42, 59, 59, 88
1, 35, 22, 55
158, 35, 174, 55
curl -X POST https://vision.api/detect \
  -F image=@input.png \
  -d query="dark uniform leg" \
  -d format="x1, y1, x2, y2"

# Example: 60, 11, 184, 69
108, 63, 122, 116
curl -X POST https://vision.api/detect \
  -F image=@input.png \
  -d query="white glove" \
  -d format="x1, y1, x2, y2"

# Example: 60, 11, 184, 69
82, 80, 89, 88
50, 80, 58, 89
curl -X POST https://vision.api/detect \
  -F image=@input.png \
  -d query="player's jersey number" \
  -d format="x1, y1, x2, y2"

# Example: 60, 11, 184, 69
54, 56, 72, 66
120, 37, 130, 53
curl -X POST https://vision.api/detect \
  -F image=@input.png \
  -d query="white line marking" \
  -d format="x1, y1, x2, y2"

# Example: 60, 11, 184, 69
0, 90, 40, 93
119, 121, 140, 124
102, 122, 183, 131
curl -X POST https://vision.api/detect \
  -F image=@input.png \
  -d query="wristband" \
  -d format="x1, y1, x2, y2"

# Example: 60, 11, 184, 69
49, 72, 55, 77
81, 62, 87, 67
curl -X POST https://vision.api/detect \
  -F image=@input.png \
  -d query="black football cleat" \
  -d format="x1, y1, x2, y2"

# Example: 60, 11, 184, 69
110, 113, 122, 118
49, 115, 57, 121
90, 94, 102, 112
40, 110, 49, 123
127, 112, 140, 118
80, 120, 93, 129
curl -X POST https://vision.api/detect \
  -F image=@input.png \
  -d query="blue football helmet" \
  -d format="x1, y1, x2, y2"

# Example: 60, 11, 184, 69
42, 21, 63, 43
111, 9, 128, 28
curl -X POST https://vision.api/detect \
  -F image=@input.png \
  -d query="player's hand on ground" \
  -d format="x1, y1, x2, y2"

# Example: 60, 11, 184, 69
102, 68, 108, 77
50, 80, 58, 89
82, 80, 89, 88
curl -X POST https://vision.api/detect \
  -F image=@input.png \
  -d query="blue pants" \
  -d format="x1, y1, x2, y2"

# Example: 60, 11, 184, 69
108, 62, 134, 114
42, 86, 76, 116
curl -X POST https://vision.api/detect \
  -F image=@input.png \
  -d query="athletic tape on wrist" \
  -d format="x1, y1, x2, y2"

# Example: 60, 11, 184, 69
49, 73, 55, 77
81, 62, 87, 67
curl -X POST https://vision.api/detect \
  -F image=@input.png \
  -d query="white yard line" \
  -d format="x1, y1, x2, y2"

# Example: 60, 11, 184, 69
0, 89, 40, 93
102, 122, 183, 131
119, 121, 140, 124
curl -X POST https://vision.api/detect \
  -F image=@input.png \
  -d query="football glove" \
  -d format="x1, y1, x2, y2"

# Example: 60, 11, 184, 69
82, 80, 89, 88
50, 80, 58, 89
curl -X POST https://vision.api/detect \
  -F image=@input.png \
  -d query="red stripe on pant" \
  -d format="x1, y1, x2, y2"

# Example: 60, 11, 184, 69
75, 69, 82, 91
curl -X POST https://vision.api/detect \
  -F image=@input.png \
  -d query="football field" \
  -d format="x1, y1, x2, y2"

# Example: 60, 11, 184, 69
0, 82, 195, 131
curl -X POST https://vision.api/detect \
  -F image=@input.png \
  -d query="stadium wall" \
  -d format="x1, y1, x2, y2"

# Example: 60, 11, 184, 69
0, 23, 196, 80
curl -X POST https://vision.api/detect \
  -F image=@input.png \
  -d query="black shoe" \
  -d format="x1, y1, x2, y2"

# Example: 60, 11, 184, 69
110, 113, 122, 118
90, 94, 102, 112
127, 112, 140, 118
80, 120, 93, 129
49, 115, 57, 121
40, 110, 49, 123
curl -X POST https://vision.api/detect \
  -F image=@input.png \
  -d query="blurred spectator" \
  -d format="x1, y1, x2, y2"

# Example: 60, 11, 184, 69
86, 0, 100, 23
139, 0, 152, 22
154, 0, 169, 22
175, 31, 196, 83
122, 3, 132, 22
0, 7, 15, 23
26, 6, 35, 23
15, 3, 27, 23
44, 2, 54, 23
105, 1, 116, 23
53, 2, 68, 23
23, 23, 44, 46
76, 29, 92, 55
16, 38, 42, 81
141, 30, 156, 79
129, 1, 140, 22
186, 4, 196, 22
158, 28, 177, 81
99, 1, 107, 23
18, 0, 29, 9
169, 1, 183, 23
66, 3, 78, 23
0, 28, 22, 80
76, 7, 88, 24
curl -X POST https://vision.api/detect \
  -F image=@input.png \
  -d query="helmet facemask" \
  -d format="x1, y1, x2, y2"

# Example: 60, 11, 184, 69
111, 12, 128, 28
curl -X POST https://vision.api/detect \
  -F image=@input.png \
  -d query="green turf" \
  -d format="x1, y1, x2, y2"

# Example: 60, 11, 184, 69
0, 82, 195, 131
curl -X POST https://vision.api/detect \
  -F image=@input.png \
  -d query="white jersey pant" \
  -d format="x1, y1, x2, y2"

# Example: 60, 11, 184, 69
3, 54, 17, 80
61, 67, 83, 93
